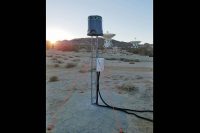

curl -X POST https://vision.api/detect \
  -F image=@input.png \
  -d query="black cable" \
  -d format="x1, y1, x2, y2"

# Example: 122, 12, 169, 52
98, 88, 153, 122
98, 88, 153, 112
97, 104, 153, 122
97, 72, 152, 112
96, 72, 100, 104
96, 72, 153, 122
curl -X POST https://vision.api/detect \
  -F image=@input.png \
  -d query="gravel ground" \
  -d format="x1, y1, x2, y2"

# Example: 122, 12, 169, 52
46, 50, 153, 133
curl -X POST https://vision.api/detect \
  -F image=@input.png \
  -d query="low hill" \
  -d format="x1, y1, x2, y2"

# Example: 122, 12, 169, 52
46, 38, 153, 57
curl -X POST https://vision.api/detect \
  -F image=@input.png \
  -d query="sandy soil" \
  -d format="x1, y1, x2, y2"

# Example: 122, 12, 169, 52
46, 49, 153, 133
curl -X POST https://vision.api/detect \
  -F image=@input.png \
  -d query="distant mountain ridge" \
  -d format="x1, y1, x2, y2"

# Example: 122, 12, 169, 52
46, 38, 153, 57
54, 37, 134, 49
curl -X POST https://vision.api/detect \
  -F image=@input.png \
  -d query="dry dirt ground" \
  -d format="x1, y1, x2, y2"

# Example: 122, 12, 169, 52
46, 49, 153, 133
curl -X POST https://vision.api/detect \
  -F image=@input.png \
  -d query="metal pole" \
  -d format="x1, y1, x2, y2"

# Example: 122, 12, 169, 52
96, 36, 99, 104
96, 36, 99, 58
90, 36, 99, 105
90, 36, 93, 104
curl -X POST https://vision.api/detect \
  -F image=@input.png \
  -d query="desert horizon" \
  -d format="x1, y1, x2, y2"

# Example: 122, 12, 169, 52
46, 0, 153, 132
46, 45, 153, 132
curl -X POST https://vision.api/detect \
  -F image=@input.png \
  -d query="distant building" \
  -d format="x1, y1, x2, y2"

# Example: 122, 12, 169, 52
130, 41, 141, 48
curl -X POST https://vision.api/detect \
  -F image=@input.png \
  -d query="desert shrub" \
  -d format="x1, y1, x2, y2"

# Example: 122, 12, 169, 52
51, 57, 57, 60
47, 55, 53, 57
105, 57, 138, 63
86, 50, 91, 52
135, 75, 143, 79
127, 45, 153, 57
120, 58, 135, 62
65, 63, 77, 68
79, 69, 88, 73
120, 58, 129, 62
149, 53, 153, 57
55, 56, 62, 58
49, 76, 59, 82
53, 60, 64, 64
116, 82, 137, 92
134, 59, 140, 62
79, 90, 84, 93
124, 77, 130, 80
57, 60, 64, 64
72, 59, 81, 62
129, 61, 135, 64
105, 58, 117, 60
54, 64, 59, 67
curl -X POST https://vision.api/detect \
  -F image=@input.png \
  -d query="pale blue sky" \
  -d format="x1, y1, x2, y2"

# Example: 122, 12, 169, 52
46, 0, 153, 44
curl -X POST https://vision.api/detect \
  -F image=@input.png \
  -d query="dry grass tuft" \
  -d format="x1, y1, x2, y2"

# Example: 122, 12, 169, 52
79, 69, 88, 73
129, 61, 135, 64
72, 58, 81, 62
65, 63, 77, 68
53, 60, 64, 64
116, 82, 137, 92
54, 64, 59, 67
49, 76, 59, 82
136, 75, 143, 79
51, 57, 57, 60
47, 55, 53, 57
134, 59, 140, 62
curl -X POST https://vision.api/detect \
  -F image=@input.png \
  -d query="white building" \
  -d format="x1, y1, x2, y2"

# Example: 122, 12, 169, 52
130, 41, 141, 48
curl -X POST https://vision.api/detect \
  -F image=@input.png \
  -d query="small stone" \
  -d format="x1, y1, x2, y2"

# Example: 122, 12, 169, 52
47, 124, 54, 130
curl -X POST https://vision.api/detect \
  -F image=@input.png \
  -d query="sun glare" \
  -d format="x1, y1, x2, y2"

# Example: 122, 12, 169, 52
46, 28, 73, 43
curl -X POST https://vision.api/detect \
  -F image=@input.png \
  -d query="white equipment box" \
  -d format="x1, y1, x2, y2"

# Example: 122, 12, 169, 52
96, 58, 104, 72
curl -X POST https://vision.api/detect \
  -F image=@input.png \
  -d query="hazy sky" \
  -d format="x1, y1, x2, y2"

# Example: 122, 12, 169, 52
46, 0, 153, 44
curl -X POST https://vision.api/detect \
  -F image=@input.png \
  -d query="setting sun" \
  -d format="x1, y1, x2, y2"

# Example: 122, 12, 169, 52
46, 28, 73, 43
